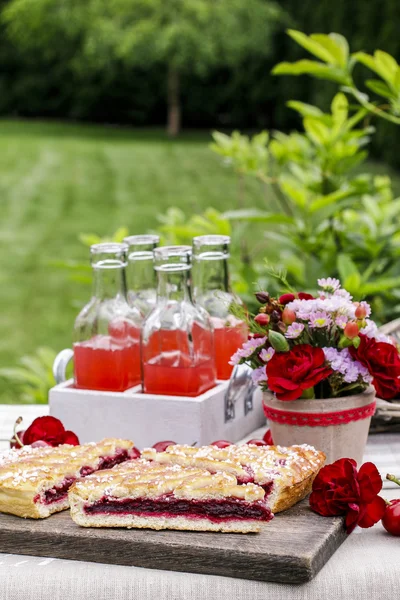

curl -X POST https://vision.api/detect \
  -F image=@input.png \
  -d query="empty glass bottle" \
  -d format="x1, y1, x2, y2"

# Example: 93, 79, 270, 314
73, 243, 142, 391
142, 245, 217, 396
124, 234, 159, 317
192, 235, 248, 380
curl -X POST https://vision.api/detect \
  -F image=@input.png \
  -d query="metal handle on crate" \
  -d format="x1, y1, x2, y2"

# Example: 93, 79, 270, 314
224, 363, 255, 422
53, 349, 74, 384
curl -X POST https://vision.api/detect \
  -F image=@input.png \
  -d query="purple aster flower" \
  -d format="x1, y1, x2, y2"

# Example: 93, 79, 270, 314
259, 347, 275, 362
285, 322, 304, 339
335, 315, 348, 329
359, 301, 371, 318
309, 311, 332, 329
323, 347, 372, 385
251, 365, 267, 385
229, 336, 267, 365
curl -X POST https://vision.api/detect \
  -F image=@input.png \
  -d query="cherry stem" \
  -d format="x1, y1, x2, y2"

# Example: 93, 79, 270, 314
386, 473, 400, 487
12, 417, 24, 448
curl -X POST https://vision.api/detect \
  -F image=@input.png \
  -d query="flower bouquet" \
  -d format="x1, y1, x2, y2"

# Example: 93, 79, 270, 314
231, 277, 400, 463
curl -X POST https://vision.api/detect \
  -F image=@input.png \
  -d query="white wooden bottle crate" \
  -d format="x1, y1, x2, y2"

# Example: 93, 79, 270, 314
49, 378, 265, 448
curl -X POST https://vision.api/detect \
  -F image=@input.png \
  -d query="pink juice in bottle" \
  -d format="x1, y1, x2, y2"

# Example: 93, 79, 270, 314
74, 334, 141, 392
213, 323, 248, 380
143, 328, 216, 397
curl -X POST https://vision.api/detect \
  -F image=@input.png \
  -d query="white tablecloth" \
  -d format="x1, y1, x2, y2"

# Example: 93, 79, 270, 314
0, 406, 400, 600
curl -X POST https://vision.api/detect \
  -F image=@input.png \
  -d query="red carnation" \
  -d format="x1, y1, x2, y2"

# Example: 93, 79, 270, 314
279, 292, 314, 305
266, 344, 332, 401
349, 334, 400, 399
309, 458, 386, 533
22, 416, 79, 447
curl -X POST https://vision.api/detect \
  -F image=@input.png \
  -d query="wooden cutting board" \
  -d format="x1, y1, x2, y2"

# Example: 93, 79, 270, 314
0, 500, 347, 583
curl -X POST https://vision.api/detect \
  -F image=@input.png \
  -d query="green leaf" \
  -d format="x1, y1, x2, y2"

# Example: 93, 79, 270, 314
365, 79, 394, 100
337, 253, 360, 282
286, 30, 338, 64
286, 101, 325, 119
273, 60, 348, 84
309, 188, 355, 212
331, 92, 348, 129
361, 277, 400, 295
327, 33, 350, 67
310, 33, 349, 67
343, 272, 361, 293
352, 52, 377, 73
303, 118, 331, 145
374, 50, 398, 83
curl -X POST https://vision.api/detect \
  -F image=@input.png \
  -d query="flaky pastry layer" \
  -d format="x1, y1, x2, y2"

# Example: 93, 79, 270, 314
141, 443, 325, 513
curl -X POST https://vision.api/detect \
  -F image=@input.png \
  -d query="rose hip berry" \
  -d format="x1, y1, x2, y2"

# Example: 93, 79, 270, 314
254, 313, 270, 326
344, 322, 359, 339
282, 307, 296, 325
355, 304, 368, 319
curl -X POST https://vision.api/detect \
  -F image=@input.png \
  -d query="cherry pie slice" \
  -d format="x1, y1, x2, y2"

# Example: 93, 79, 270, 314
0, 438, 137, 518
69, 459, 271, 533
141, 443, 325, 513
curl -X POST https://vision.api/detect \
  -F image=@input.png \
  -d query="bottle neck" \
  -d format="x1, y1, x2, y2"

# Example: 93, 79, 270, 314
126, 255, 156, 292
92, 265, 127, 300
157, 268, 192, 303
194, 256, 230, 295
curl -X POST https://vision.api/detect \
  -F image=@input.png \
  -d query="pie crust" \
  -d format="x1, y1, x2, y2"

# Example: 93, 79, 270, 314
0, 438, 136, 518
141, 443, 326, 513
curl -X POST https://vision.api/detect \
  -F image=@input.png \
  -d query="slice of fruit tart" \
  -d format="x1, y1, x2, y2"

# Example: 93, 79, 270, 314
69, 443, 325, 533
0, 438, 137, 518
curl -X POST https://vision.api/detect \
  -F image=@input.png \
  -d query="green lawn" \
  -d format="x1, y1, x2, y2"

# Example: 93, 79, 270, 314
0, 120, 266, 403
1, 119, 400, 404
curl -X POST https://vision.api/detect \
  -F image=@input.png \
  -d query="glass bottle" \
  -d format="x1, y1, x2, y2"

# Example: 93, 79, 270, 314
124, 234, 160, 317
73, 243, 143, 392
192, 235, 248, 380
142, 245, 217, 396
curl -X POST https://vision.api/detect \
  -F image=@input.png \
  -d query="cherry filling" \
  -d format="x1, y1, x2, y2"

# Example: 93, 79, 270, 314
79, 449, 131, 477
36, 477, 77, 505
84, 495, 272, 522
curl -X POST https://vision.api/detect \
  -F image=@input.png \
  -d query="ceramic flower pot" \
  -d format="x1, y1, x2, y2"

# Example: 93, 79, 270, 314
263, 387, 376, 465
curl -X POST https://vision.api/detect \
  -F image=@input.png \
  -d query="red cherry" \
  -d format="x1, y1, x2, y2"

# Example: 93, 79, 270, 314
263, 429, 274, 445
130, 447, 141, 459
246, 439, 268, 447
344, 322, 359, 340
10, 430, 25, 449
211, 440, 232, 448
152, 441, 177, 452
282, 307, 296, 325
382, 500, 400, 536
254, 313, 270, 326
31, 440, 52, 448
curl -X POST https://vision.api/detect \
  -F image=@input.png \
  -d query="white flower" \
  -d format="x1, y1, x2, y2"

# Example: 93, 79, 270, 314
318, 277, 341, 293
